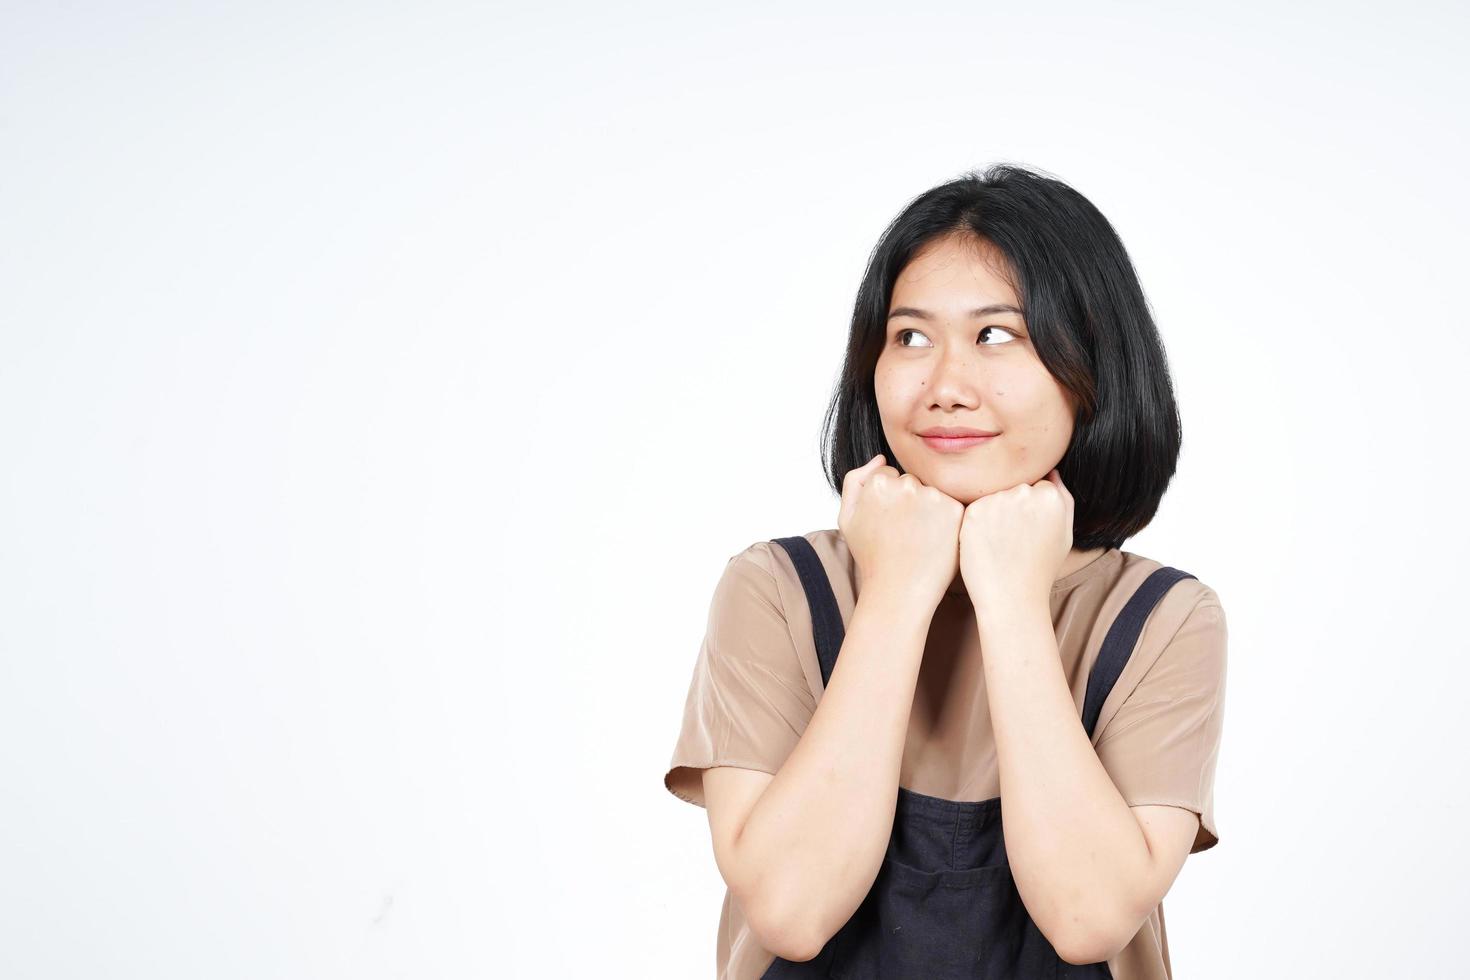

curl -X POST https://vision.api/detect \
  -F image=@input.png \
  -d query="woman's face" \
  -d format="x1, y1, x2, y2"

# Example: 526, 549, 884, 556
875, 232, 1077, 506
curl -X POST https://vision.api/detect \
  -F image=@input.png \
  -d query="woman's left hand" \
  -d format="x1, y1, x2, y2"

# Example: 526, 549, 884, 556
959, 468, 1075, 614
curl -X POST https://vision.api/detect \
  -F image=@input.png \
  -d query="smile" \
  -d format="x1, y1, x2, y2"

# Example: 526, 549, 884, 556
920, 434, 998, 453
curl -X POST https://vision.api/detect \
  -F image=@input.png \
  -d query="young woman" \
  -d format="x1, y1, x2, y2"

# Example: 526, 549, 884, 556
663, 164, 1227, 980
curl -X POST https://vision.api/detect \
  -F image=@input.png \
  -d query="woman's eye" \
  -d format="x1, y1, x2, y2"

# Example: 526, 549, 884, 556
895, 326, 1017, 347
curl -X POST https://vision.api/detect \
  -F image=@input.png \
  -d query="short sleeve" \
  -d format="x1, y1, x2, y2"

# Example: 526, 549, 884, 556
663, 545, 817, 808
1094, 588, 1228, 854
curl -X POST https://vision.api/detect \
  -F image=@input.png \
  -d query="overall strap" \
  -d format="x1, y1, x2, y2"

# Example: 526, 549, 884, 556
770, 537, 1198, 738
1081, 566, 1198, 740
770, 536, 845, 688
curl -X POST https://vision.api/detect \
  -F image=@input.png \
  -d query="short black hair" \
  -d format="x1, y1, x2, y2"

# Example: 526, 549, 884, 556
819, 163, 1183, 551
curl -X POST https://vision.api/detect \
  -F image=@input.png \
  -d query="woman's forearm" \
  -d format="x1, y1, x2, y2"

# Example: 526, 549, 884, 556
733, 582, 933, 959
976, 597, 1152, 964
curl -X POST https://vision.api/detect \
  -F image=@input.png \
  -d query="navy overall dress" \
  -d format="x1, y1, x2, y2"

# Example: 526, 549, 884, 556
760, 535, 1198, 980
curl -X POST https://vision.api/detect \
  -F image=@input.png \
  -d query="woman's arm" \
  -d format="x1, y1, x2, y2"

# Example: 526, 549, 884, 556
975, 598, 1199, 965
703, 581, 934, 962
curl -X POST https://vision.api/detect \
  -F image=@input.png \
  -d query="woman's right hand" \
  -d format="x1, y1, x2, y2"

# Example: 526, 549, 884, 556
838, 454, 964, 610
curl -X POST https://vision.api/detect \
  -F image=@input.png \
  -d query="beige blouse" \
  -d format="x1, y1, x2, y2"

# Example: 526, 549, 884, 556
663, 529, 1227, 980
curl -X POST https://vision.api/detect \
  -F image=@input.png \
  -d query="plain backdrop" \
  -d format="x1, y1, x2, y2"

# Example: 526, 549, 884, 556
2, 1, 1467, 977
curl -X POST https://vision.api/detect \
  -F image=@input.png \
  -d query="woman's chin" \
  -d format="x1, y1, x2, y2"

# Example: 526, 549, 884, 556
920, 480, 991, 506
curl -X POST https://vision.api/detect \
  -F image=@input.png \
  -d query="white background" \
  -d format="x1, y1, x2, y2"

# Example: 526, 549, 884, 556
3, 1, 1466, 977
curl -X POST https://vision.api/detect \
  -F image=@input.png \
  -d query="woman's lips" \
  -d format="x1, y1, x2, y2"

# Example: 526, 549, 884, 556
920, 434, 998, 452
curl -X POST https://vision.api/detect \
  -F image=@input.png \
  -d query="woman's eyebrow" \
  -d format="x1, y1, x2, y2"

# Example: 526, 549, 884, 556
887, 304, 1024, 320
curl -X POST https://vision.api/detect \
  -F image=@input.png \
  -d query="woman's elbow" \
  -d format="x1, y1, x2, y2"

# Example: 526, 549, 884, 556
1055, 935, 1109, 968
741, 887, 829, 963
1050, 914, 1133, 968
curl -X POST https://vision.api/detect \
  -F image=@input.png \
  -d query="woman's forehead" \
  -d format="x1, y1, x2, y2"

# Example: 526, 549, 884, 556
892, 237, 1021, 310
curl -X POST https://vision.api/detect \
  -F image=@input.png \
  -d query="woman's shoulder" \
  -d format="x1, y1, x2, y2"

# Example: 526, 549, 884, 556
1103, 550, 1227, 682
719, 529, 859, 635
706, 532, 845, 699
766, 529, 858, 597
723, 528, 853, 584
1111, 547, 1224, 615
